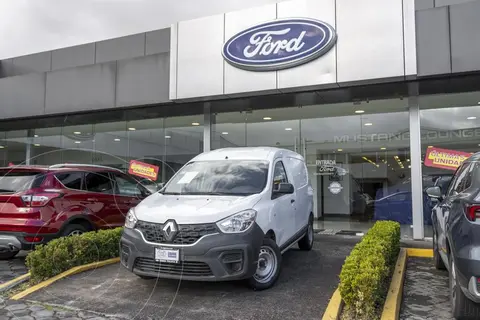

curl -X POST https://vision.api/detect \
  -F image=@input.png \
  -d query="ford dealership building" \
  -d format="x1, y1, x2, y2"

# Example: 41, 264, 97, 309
1, 0, 480, 239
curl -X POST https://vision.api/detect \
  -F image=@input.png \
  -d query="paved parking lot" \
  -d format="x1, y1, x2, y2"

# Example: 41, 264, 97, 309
0, 252, 28, 284
400, 258, 452, 320
19, 235, 358, 320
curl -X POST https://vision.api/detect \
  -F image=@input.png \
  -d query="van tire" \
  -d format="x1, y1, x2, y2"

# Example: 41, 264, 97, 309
61, 224, 88, 237
450, 256, 480, 319
247, 238, 282, 291
298, 216, 314, 251
0, 251, 19, 260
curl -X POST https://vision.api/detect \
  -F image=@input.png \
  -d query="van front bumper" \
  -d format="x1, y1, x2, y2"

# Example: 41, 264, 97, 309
120, 223, 264, 281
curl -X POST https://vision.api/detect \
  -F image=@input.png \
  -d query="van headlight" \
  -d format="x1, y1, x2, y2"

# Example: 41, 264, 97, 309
217, 210, 257, 233
125, 208, 138, 229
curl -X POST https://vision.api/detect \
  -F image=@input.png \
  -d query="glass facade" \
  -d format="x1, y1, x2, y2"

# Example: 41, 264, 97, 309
212, 98, 412, 227
0, 114, 204, 186
1, 91, 479, 237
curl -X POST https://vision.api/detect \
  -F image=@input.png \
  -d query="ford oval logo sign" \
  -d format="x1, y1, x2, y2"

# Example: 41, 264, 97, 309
222, 18, 336, 71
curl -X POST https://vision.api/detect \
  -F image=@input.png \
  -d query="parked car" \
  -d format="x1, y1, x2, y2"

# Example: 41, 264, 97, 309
427, 152, 480, 319
120, 147, 314, 290
0, 164, 151, 260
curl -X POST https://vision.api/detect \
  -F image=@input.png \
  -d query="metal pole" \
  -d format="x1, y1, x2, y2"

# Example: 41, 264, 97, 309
204, 103, 211, 152
409, 90, 424, 240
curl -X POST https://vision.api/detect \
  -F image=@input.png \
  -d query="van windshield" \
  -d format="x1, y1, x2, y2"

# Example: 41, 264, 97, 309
162, 160, 269, 196
0, 170, 43, 193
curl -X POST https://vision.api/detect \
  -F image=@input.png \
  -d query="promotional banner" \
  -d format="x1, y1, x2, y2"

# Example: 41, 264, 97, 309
424, 146, 472, 171
128, 160, 159, 180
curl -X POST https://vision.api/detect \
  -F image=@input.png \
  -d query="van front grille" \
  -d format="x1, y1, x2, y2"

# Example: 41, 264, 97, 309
136, 220, 217, 245
134, 258, 213, 277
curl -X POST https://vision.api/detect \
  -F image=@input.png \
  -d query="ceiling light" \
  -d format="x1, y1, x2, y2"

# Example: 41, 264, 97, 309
73, 131, 81, 135
128, 127, 136, 131
407, 159, 410, 162
428, 146, 433, 148
467, 116, 477, 120
114, 138, 121, 142
408, 165, 411, 168
285, 128, 293, 131
74, 141, 81, 144
191, 122, 200, 126
380, 147, 386, 150
34, 144, 41, 147
0, 146, 4, 149
34, 134, 39, 138
355, 110, 365, 114
337, 148, 343, 152
364, 122, 373, 126
263, 117, 272, 120
165, 135, 171, 139
221, 132, 228, 135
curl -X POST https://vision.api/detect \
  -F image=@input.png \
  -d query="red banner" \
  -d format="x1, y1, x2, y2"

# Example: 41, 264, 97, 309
128, 160, 159, 180
424, 146, 473, 171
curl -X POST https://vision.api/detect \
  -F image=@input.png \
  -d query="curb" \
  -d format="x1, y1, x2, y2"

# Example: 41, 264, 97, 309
0, 273, 30, 293
321, 288, 343, 320
11, 257, 120, 300
321, 248, 433, 320
381, 248, 408, 320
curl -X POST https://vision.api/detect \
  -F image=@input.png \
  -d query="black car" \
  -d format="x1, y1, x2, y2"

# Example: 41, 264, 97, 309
427, 152, 480, 319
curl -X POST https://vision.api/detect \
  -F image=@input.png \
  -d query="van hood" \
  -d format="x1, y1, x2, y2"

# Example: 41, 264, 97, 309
134, 193, 262, 224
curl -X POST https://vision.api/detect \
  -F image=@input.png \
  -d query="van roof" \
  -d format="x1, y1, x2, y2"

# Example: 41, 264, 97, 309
191, 147, 304, 162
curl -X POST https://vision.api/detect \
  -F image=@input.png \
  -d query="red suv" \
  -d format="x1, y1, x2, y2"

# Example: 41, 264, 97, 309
0, 164, 151, 260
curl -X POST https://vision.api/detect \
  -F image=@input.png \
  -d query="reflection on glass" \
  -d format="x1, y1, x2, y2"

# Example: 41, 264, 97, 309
212, 98, 412, 226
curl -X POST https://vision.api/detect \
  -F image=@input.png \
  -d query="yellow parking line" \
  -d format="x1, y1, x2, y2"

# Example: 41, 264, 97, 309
11, 257, 120, 300
322, 288, 343, 320
381, 248, 407, 320
406, 248, 433, 258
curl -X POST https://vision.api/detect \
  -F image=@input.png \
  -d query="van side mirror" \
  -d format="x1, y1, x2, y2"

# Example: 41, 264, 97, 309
426, 186, 442, 199
273, 183, 294, 195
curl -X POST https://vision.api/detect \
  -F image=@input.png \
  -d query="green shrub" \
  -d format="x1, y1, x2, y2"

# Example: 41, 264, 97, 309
339, 221, 400, 319
26, 227, 123, 284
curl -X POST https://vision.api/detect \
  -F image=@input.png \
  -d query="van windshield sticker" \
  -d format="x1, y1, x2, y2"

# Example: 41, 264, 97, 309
177, 172, 198, 184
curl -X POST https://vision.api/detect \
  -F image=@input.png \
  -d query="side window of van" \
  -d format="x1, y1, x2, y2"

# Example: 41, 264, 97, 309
273, 161, 288, 190
285, 157, 308, 188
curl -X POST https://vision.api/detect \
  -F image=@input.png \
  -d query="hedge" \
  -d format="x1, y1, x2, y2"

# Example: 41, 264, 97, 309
26, 227, 123, 284
339, 221, 400, 319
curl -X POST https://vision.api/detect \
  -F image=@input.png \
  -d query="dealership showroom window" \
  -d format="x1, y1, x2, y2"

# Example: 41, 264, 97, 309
1, 91, 479, 237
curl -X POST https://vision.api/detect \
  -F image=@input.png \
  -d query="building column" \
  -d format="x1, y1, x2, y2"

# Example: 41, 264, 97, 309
25, 129, 34, 165
204, 103, 212, 152
409, 90, 424, 240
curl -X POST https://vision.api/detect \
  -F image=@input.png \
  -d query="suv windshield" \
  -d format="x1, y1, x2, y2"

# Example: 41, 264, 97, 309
162, 160, 269, 196
0, 170, 44, 193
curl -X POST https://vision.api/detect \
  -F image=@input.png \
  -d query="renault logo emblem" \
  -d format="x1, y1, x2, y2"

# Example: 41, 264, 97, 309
162, 220, 178, 242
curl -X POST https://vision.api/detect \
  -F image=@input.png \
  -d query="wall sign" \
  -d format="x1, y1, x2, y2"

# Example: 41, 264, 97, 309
128, 160, 159, 180
222, 18, 336, 71
328, 182, 343, 195
424, 146, 473, 171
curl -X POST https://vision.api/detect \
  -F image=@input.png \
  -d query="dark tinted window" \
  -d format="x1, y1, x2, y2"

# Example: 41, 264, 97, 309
113, 174, 143, 197
273, 161, 288, 188
449, 163, 471, 195
84, 172, 113, 194
55, 172, 83, 190
0, 170, 44, 193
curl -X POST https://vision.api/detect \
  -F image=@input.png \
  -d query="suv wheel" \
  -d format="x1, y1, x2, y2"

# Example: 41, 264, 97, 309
450, 257, 480, 319
62, 224, 88, 237
0, 251, 19, 260
247, 238, 282, 291
433, 231, 445, 270
298, 216, 314, 251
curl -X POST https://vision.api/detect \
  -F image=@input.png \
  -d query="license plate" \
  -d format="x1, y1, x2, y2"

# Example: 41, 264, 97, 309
155, 248, 179, 263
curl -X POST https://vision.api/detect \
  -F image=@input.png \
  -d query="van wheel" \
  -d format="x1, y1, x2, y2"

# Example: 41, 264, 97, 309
247, 238, 282, 291
62, 224, 88, 237
298, 216, 314, 251
450, 257, 480, 319
0, 251, 19, 260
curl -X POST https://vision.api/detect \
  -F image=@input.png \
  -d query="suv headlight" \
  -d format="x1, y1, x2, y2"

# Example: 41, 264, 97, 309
125, 208, 138, 229
217, 209, 257, 233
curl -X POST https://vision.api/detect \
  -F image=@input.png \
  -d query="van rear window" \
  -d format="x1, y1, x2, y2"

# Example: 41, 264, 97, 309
0, 170, 45, 193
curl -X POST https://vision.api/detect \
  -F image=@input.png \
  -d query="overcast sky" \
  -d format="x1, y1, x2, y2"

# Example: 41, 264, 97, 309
0, 0, 284, 59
